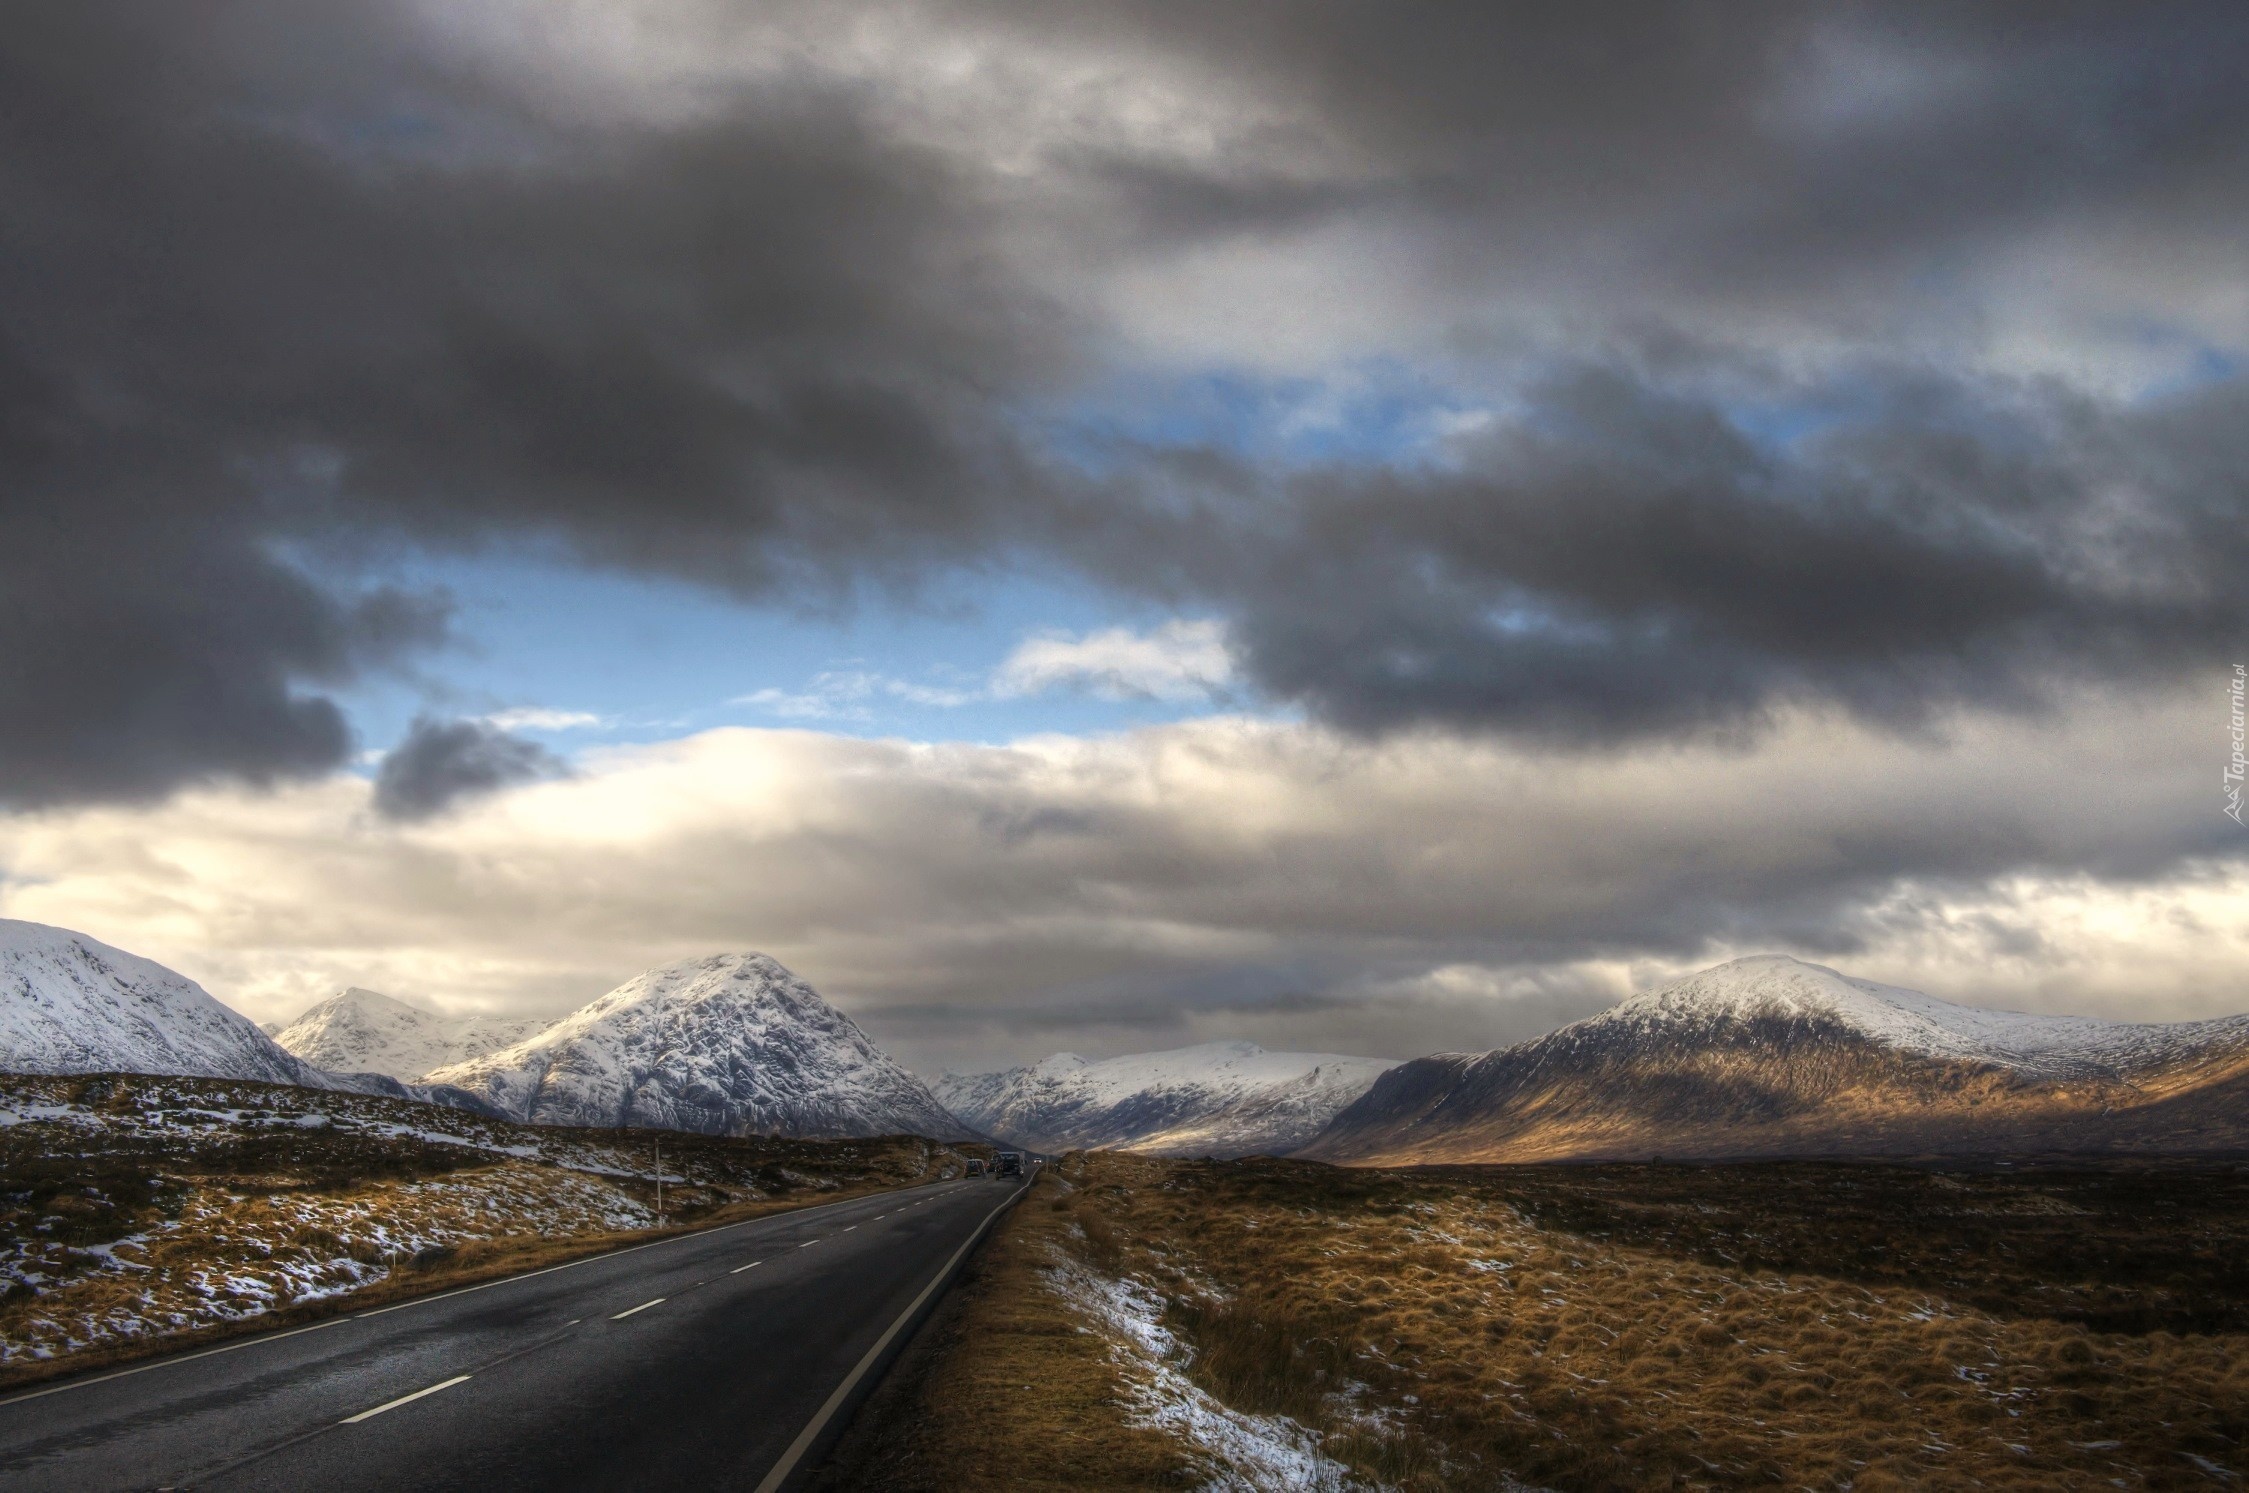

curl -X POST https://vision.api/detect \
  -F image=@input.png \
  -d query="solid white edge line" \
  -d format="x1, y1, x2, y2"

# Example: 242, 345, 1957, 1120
611, 1298, 665, 1320
339, 1374, 471, 1424
0, 1177, 950, 1411
751, 1165, 1038, 1493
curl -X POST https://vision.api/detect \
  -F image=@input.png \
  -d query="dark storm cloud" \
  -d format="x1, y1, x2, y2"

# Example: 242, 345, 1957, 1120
1027, 1, 2249, 311
1009, 1, 2249, 738
5, 0, 2249, 808
0, 325, 451, 804
0, 0, 1055, 807
1119, 360, 2249, 738
371, 716, 563, 822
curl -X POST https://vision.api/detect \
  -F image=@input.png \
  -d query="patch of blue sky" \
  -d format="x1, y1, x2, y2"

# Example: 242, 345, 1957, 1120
1723, 395, 1855, 453
2117, 321, 2242, 405
1719, 366, 2043, 465
326, 550, 1238, 763
1034, 358, 1491, 477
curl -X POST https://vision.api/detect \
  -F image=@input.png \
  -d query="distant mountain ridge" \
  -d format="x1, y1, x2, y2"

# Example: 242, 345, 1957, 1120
426, 953, 974, 1140
938, 1040, 1397, 1157
1301, 955, 2249, 1165
271, 987, 547, 1082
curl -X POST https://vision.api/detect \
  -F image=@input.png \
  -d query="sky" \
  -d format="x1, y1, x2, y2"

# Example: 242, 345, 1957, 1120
2, 2, 2246, 1078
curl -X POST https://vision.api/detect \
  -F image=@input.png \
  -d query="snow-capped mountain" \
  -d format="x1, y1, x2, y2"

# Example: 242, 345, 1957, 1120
937, 1041, 1398, 1157
0, 918, 504, 1112
1302, 955, 2249, 1165
271, 987, 547, 1082
424, 953, 973, 1140
0, 919, 316, 1086
1593, 957, 2249, 1081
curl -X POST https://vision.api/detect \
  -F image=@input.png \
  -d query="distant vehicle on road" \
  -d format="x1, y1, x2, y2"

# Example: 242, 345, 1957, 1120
994, 1152, 1023, 1177
964, 1158, 986, 1176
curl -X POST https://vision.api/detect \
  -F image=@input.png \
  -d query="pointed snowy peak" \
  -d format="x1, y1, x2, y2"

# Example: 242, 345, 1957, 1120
936, 1039, 1398, 1157
425, 952, 973, 1140
271, 986, 546, 1082
0, 918, 311, 1086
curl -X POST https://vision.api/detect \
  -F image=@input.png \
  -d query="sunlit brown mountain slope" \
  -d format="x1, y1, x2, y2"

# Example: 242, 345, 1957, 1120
1299, 956, 2249, 1164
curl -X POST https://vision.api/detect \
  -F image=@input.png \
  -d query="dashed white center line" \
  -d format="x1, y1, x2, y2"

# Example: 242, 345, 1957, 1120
842, 1226, 856, 1233
339, 1375, 471, 1424
612, 1298, 666, 1320
799, 1239, 819, 1248
731, 1260, 763, 1274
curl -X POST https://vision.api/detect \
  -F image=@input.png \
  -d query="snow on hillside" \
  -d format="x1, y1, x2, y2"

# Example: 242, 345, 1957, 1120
0, 919, 315, 1086
0, 920, 505, 1114
425, 953, 972, 1140
1304, 953, 2249, 1165
271, 987, 547, 1082
1596, 955, 2249, 1080
937, 1040, 1397, 1157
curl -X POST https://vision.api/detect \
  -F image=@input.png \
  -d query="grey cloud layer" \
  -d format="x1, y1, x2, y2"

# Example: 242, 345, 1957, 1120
4, 1, 2247, 804
1117, 362, 2249, 737
0, 701, 2238, 1073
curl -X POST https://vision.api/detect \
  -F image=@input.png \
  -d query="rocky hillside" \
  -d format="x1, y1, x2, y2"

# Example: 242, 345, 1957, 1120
1301, 955, 2249, 1164
271, 987, 546, 1081
938, 1040, 1396, 1156
425, 953, 974, 1140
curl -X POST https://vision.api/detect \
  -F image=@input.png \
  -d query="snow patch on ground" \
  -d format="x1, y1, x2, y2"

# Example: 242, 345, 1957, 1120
0, 1163, 656, 1365
1043, 1253, 1376, 1492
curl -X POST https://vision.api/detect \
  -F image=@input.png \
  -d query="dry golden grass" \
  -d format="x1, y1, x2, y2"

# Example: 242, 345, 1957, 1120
815, 1166, 1196, 1491
850, 1154, 2249, 1491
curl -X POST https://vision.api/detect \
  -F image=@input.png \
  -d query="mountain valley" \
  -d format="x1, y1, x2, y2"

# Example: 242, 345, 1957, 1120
938, 1041, 1396, 1157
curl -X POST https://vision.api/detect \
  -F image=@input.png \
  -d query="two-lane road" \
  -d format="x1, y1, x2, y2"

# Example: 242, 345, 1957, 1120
0, 1168, 1034, 1491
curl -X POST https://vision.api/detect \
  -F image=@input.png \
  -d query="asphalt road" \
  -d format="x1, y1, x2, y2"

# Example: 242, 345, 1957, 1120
0, 1168, 1033, 1492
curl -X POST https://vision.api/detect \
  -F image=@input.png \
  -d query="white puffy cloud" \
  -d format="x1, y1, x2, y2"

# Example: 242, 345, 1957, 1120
993, 619, 1233, 702
729, 621, 1233, 723
481, 708, 609, 732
